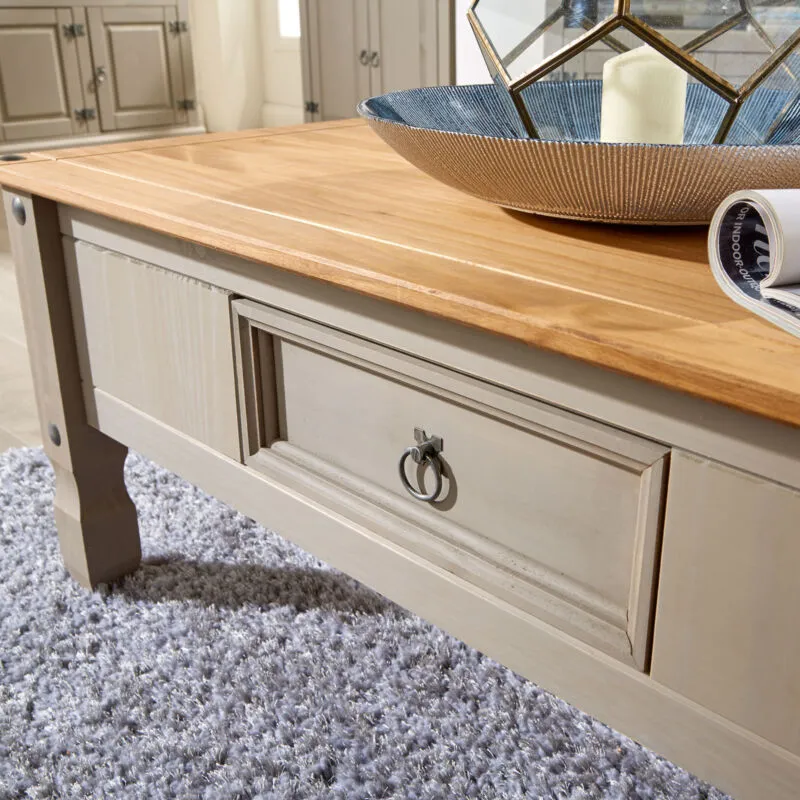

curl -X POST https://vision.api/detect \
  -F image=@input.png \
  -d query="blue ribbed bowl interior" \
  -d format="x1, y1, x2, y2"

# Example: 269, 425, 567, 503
360, 82, 800, 146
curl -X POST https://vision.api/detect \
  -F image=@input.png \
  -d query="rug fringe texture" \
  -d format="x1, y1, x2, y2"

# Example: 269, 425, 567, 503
0, 447, 728, 799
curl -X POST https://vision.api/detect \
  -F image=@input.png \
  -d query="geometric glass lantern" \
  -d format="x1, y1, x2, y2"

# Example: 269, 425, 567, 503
468, 0, 800, 144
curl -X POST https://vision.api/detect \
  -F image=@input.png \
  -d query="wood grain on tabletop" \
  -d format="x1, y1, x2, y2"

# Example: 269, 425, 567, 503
1, 119, 798, 427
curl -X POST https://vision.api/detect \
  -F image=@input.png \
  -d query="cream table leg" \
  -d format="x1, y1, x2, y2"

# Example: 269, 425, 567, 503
3, 191, 140, 588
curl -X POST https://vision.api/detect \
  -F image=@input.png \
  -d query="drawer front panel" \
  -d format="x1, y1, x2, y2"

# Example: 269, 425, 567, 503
234, 300, 669, 668
281, 339, 640, 610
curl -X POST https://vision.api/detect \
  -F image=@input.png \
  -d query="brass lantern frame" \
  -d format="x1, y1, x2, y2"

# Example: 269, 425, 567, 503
467, 0, 800, 143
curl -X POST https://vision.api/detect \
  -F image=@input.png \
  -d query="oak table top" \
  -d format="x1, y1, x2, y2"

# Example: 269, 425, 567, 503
1, 120, 798, 427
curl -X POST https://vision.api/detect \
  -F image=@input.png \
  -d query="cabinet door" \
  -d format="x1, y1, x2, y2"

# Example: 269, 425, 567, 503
0, 8, 87, 142
87, 6, 186, 132
304, 0, 370, 121
367, 0, 444, 95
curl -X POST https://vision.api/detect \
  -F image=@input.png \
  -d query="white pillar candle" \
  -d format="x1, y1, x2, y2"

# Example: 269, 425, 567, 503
600, 44, 688, 145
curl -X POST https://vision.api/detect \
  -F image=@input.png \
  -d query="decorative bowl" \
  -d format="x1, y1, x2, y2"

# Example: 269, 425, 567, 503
358, 82, 800, 225
467, 0, 800, 146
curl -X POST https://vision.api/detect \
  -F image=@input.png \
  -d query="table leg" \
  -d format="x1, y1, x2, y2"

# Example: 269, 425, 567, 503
3, 191, 140, 588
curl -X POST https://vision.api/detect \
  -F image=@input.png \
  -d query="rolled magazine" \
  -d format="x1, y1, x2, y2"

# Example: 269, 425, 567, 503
708, 189, 800, 337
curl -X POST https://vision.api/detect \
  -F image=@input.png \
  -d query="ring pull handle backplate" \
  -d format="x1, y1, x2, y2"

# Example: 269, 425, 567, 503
398, 428, 444, 503
359, 49, 370, 66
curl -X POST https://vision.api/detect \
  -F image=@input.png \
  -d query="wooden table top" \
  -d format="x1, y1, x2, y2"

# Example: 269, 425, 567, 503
2, 120, 799, 428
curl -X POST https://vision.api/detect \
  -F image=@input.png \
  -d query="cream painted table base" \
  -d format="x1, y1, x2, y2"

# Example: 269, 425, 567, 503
3, 123, 800, 800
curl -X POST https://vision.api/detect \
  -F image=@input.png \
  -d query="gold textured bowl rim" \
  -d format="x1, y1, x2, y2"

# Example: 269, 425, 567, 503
360, 109, 800, 225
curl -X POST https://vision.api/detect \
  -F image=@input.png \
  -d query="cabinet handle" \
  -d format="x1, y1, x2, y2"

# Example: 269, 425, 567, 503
359, 49, 370, 66
370, 51, 380, 68
398, 428, 444, 503
95, 66, 107, 86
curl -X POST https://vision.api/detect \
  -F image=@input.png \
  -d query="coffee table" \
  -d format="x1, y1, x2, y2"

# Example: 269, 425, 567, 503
3, 121, 800, 799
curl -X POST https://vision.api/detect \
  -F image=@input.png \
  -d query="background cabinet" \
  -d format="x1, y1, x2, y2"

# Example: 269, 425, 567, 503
0, 0, 201, 154
0, 7, 94, 142
301, 0, 454, 122
87, 5, 192, 132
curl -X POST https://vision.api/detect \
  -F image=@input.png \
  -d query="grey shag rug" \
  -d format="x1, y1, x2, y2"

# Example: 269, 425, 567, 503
0, 447, 729, 800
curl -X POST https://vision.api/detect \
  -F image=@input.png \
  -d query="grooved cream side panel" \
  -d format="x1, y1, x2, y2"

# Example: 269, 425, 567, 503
65, 239, 240, 460
652, 450, 800, 757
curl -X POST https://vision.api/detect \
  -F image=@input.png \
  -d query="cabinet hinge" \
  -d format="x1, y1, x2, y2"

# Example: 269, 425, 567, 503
62, 23, 86, 38
177, 99, 196, 111
74, 108, 96, 122
305, 101, 320, 114
169, 20, 189, 34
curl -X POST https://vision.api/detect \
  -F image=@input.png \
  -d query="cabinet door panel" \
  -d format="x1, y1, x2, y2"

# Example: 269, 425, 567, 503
306, 0, 369, 121
88, 6, 184, 132
0, 8, 86, 142
369, 0, 439, 95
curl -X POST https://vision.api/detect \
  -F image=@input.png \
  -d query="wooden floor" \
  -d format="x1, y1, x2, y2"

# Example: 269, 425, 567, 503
0, 213, 41, 452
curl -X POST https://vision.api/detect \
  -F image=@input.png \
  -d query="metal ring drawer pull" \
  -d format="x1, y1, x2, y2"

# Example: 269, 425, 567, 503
359, 49, 370, 66
398, 428, 443, 503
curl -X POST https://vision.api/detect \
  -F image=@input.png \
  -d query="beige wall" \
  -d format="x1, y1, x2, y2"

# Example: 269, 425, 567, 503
190, 0, 303, 132
261, 0, 304, 127
455, 0, 489, 84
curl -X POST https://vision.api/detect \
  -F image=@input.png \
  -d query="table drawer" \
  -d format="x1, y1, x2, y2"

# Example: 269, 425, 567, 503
233, 300, 670, 669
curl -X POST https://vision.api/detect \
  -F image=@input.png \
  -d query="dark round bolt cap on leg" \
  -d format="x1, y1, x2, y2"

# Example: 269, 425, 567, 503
11, 196, 26, 225
48, 424, 62, 447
